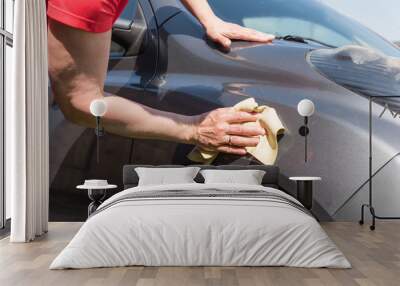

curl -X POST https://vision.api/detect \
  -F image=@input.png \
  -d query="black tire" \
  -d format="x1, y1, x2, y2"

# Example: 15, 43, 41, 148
370, 225, 375, 231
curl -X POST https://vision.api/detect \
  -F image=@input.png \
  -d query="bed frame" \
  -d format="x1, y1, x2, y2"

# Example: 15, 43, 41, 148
123, 165, 280, 189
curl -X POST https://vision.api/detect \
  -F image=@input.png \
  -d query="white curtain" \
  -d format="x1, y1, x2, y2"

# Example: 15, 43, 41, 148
8, 0, 49, 242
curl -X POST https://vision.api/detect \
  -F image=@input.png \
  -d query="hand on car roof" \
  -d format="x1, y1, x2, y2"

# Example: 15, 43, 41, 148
204, 18, 275, 50
180, 0, 274, 50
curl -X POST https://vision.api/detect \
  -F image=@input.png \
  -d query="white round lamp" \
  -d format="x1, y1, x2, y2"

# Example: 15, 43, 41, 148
90, 99, 107, 117
297, 99, 315, 117
297, 99, 315, 163
90, 99, 107, 163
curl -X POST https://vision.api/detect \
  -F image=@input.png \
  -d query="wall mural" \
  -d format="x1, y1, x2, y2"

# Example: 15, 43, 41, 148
49, 0, 400, 222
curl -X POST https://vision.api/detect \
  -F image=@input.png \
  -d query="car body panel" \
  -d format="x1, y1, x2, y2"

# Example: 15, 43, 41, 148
148, 0, 182, 26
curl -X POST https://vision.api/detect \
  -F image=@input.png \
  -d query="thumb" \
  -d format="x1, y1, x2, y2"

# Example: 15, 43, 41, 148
207, 30, 232, 49
216, 34, 232, 49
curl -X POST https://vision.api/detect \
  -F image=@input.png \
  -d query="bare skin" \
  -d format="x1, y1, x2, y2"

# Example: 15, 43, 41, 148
181, 0, 275, 49
48, 1, 275, 155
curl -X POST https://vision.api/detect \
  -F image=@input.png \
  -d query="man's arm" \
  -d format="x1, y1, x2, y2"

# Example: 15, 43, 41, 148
48, 20, 265, 155
180, 0, 275, 49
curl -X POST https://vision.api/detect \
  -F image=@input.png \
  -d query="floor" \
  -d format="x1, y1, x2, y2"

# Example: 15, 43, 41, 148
0, 222, 399, 286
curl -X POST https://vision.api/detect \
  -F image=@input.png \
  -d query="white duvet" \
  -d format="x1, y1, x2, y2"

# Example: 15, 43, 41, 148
50, 183, 350, 269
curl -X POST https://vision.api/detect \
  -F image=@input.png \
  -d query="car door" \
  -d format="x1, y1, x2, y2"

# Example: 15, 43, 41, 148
105, 0, 198, 166
106, 0, 256, 166
106, 0, 158, 94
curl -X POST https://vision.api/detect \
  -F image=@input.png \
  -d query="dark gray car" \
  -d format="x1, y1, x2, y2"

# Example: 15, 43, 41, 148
49, 0, 400, 221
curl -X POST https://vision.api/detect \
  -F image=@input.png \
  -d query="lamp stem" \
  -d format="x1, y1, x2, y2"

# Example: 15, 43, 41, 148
305, 116, 308, 163
96, 116, 101, 164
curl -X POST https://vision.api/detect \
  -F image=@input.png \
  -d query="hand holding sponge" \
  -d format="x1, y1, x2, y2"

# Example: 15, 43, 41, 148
187, 98, 285, 164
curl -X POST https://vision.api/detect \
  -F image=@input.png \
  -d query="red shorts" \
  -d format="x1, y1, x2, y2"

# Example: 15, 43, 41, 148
47, 0, 129, 33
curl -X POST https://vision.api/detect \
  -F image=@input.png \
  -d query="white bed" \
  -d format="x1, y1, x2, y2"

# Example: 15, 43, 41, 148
50, 182, 350, 269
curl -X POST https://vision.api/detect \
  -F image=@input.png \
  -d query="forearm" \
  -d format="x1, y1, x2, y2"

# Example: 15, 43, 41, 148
102, 94, 197, 143
180, 0, 218, 28
57, 91, 198, 144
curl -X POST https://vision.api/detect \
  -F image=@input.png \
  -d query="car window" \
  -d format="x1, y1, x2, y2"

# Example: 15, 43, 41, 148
114, 0, 138, 29
243, 16, 350, 47
208, 0, 400, 57
111, 0, 142, 57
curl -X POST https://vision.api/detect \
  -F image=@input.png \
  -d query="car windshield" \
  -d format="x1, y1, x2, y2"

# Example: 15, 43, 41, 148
208, 0, 400, 57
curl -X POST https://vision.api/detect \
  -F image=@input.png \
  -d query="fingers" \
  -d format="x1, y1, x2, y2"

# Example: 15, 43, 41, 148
224, 24, 275, 43
206, 19, 275, 49
229, 135, 260, 147
239, 27, 275, 43
221, 111, 259, 124
201, 135, 259, 156
235, 27, 275, 43
217, 135, 261, 155
195, 107, 265, 156
217, 146, 247, 155
227, 124, 265, 136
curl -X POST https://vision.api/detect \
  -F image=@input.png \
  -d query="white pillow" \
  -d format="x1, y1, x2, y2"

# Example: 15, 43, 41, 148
135, 167, 200, 186
200, 169, 266, 185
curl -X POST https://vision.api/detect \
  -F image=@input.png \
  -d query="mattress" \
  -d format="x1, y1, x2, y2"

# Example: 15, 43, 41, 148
50, 183, 350, 269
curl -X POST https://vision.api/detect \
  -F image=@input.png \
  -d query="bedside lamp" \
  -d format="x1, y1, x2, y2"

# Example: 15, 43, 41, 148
297, 99, 315, 162
90, 99, 108, 163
